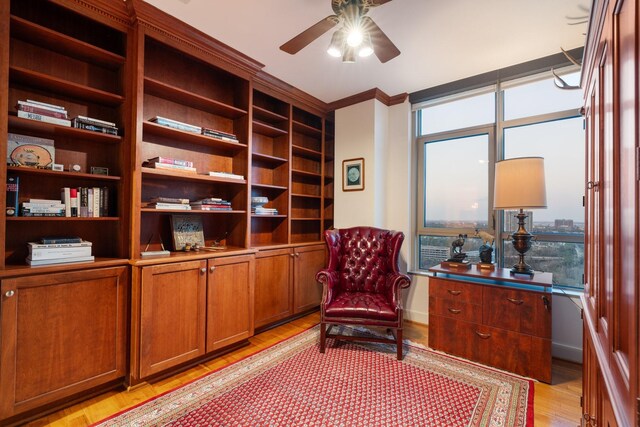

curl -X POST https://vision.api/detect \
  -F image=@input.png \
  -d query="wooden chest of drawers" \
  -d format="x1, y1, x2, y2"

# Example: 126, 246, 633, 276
428, 264, 553, 383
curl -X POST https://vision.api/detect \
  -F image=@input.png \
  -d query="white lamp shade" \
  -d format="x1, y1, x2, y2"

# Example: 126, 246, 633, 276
494, 157, 547, 209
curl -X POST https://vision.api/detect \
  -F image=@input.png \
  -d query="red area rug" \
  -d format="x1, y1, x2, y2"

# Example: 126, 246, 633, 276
95, 326, 533, 426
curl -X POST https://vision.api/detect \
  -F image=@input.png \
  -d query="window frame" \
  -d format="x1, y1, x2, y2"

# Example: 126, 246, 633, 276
413, 67, 585, 288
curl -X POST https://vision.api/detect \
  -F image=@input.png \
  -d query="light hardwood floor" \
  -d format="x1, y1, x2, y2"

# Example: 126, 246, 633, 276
26, 312, 582, 426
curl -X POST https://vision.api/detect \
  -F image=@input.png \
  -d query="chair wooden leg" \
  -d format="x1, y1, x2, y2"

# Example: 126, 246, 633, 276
320, 322, 326, 353
396, 328, 403, 360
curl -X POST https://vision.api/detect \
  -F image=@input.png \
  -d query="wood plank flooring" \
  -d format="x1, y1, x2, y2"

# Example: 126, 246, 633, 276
25, 312, 582, 426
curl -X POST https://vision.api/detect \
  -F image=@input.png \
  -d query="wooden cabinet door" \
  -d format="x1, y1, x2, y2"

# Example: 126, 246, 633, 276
139, 260, 206, 378
207, 254, 255, 351
293, 244, 325, 314
0, 267, 128, 419
254, 248, 293, 328
482, 287, 551, 339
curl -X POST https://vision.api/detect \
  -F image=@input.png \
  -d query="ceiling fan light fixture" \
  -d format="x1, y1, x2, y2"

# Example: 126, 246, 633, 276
342, 46, 356, 63
358, 33, 374, 57
327, 30, 345, 57
346, 27, 363, 47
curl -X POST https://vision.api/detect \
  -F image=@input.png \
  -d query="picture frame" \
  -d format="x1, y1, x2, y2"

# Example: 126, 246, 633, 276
90, 166, 109, 175
342, 157, 365, 191
171, 214, 205, 251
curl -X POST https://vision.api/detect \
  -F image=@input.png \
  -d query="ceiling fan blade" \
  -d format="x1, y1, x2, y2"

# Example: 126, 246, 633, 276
362, 16, 400, 63
280, 15, 339, 54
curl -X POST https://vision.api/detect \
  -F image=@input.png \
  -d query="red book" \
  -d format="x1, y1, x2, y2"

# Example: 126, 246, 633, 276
17, 104, 68, 119
70, 188, 78, 217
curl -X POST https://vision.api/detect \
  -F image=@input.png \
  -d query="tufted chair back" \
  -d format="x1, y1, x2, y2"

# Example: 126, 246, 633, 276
324, 226, 404, 295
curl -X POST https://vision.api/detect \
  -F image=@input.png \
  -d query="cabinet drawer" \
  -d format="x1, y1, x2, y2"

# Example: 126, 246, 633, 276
428, 315, 475, 361
429, 297, 481, 323
482, 287, 551, 338
429, 277, 482, 303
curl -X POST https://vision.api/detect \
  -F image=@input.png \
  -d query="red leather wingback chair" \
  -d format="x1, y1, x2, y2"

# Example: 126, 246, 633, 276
315, 227, 411, 360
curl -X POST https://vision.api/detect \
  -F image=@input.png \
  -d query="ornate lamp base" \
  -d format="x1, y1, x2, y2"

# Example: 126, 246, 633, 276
510, 209, 535, 276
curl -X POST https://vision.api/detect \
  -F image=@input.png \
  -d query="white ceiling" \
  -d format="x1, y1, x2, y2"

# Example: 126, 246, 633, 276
144, 0, 589, 104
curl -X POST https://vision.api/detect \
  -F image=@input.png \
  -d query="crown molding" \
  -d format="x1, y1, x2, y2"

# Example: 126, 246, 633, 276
253, 71, 329, 117
53, 0, 130, 31
328, 88, 408, 111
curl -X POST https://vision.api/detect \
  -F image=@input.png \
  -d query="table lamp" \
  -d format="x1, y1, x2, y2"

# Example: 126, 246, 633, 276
493, 157, 547, 276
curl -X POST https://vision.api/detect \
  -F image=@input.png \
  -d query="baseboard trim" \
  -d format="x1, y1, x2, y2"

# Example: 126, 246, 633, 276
404, 309, 428, 325
552, 341, 582, 363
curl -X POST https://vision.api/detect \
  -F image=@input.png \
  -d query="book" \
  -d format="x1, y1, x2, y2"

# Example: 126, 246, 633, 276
70, 188, 78, 217
29, 246, 92, 260
146, 202, 192, 210
6, 175, 18, 216
147, 162, 197, 173
21, 206, 65, 214
192, 205, 232, 211
100, 186, 109, 217
28, 241, 92, 249
17, 110, 71, 127
26, 255, 95, 266
7, 133, 55, 168
87, 188, 94, 217
149, 196, 190, 204
92, 187, 101, 217
25, 99, 66, 111
28, 198, 64, 204
208, 171, 245, 180
71, 120, 118, 135
190, 197, 223, 204
201, 128, 238, 142
61, 187, 71, 217
39, 236, 83, 244
147, 157, 194, 168
149, 116, 201, 133
22, 202, 65, 209
79, 187, 88, 217
17, 103, 68, 119
75, 115, 116, 127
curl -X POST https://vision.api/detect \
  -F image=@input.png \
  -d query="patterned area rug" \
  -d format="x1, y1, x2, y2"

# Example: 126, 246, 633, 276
95, 325, 533, 426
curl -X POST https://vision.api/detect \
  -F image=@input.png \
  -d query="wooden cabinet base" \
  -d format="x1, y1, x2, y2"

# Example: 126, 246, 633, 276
428, 264, 552, 383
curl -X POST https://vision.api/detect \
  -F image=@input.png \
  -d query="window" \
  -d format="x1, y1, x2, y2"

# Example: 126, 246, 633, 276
415, 69, 585, 288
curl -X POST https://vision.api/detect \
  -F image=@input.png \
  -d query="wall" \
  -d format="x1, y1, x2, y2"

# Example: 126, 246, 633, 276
334, 97, 582, 362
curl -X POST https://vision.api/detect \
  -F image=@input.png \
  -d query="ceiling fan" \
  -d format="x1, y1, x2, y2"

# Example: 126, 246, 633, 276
280, 0, 400, 63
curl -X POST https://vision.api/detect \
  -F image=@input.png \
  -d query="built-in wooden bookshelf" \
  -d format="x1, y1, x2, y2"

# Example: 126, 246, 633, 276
323, 116, 335, 232
3, 0, 129, 268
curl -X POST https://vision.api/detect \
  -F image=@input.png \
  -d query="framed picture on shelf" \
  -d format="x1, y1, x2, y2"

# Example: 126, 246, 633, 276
342, 157, 364, 191
171, 215, 205, 251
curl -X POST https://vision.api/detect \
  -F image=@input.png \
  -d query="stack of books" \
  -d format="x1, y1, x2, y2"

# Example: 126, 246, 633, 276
26, 237, 94, 266
202, 127, 238, 142
208, 171, 244, 180
144, 156, 196, 173
21, 199, 65, 217
150, 116, 201, 133
71, 116, 118, 135
146, 196, 192, 210
190, 198, 232, 211
16, 99, 71, 126
252, 206, 279, 215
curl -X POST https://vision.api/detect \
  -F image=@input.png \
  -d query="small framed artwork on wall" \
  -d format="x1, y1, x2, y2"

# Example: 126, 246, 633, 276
342, 157, 364, 191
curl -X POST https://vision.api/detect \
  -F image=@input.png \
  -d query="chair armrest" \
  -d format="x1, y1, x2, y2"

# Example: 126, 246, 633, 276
316, 269, 340, 305
386, 273, 411, 310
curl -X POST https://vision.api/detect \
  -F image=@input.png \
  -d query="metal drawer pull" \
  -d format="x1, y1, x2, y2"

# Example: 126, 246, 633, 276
475, 331, 491, 339
200, 268, 207, 274
5, 290, 15, 298
447, 290, 461, 296
447, 308, 461, 314
507, 298, 524, 305
542, 295, 551, 311
210, 266, 216, 273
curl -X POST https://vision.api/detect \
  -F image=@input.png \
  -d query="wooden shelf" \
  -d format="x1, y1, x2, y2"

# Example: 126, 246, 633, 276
7, 166, 121, 181
291, 168, 322, 179
291, 193, 321, 199
7, 216, 119, 221
252, 151, 287, 165
252, 120, 288, 137
292, 120, 322, 137
10, 15, 125, 69
143, 121, 246, 152
145, 77, 247, 119
0, 258, 129, 277
252, 105, 288, 123
8, 115, 122, 143
141, 208, 246, 214
251, 183, 288, 191
141, 167, 246, 184
10, 66, 124, 106
251, 214, 287, 218
291, 217, 321, 221
292, 144, 322, 160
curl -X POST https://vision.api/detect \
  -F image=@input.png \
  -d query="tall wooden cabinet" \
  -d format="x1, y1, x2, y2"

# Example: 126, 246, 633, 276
581, 0, 639, 425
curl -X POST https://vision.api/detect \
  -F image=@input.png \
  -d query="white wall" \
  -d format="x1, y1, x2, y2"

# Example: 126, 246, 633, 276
333, 96, 583, 361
